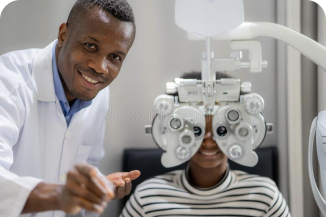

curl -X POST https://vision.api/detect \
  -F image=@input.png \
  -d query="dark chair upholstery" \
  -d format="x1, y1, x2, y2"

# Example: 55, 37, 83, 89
121, 146, 278, 207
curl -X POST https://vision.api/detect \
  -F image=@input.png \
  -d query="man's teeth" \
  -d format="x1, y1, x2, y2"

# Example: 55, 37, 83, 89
201, 151, 218, 156
82, 74, 99, 84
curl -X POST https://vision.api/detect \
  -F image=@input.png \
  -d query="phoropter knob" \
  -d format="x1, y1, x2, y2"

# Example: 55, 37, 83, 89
228, 144, 244, 159
245, 94, 264, 115
154, 95, 174, 116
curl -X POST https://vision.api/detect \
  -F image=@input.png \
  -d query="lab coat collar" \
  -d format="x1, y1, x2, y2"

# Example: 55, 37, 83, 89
33, 41, 57, 102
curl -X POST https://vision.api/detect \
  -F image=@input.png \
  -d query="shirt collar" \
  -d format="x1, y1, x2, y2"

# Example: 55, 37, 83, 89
181, 164, 234, 195
52, 40, 70, 109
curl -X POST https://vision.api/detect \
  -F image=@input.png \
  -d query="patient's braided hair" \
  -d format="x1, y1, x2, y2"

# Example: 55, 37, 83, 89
67, 0, 135, 31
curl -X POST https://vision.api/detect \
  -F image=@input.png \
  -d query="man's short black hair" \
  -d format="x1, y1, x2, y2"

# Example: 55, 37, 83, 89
67, 0, 135, 31
180, 71, 233, 80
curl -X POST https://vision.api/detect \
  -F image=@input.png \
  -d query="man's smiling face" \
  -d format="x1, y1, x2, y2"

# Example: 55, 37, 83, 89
56, 7, 135, 102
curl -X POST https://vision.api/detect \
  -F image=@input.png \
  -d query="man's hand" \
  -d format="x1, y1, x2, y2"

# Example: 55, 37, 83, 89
22, 164, 114, 215
59, 164, 114, 214
106, 170, 141, 199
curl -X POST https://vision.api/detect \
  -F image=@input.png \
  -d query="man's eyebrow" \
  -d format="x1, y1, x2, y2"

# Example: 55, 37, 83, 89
86, 36, 127, 56
116, 51, 127, 57
88, 36, 99, 42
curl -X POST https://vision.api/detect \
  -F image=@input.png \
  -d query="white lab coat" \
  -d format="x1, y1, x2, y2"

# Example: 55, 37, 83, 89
0, 41, 109, 217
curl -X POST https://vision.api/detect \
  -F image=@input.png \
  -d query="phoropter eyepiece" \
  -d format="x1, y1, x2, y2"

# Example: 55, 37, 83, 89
217, 126, 228, 137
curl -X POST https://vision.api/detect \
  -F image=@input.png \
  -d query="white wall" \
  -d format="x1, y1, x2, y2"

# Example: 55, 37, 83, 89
0, 0, 284, 216
0, 0, 74, 52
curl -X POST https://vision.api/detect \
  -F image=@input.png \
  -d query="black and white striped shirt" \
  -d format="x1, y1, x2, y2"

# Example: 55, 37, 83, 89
121, 169, 290, 217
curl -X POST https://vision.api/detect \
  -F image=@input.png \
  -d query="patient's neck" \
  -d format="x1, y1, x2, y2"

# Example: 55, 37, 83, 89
188, 162, 228, 188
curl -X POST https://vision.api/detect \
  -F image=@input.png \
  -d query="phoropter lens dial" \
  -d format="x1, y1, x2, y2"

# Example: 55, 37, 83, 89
226, 108, 241, 125
170, 118, 182, 130
235, 122, 253, 141
178, 129, 195, 147
228, 110, 239, 121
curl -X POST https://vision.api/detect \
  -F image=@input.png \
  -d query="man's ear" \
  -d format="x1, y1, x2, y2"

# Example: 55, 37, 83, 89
57, 23, 69, 48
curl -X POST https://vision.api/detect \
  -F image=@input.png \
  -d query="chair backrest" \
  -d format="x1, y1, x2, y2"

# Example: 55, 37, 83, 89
121, 146, 278, 207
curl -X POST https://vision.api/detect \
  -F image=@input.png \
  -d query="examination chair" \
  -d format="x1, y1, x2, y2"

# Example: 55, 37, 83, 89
121, 146, 279, 208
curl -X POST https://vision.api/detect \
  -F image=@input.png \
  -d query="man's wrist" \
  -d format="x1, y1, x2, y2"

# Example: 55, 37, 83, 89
22, 182, 63, 213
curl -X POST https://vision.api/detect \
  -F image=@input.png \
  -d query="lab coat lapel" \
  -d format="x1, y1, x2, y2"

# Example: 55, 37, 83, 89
32, 41, 67, 125
32, 41, 56, 102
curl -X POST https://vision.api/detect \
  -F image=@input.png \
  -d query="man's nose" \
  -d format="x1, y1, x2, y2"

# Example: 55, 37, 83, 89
88, 57, 109, 74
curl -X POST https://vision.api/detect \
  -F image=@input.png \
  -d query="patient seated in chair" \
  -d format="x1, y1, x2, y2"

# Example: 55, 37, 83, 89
121, 72, 290, 217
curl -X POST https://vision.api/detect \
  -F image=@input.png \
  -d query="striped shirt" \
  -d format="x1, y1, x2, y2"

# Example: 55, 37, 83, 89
121, 169, 290, 217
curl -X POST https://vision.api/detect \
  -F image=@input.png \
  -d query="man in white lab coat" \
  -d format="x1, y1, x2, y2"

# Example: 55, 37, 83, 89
0, 0, 140, 216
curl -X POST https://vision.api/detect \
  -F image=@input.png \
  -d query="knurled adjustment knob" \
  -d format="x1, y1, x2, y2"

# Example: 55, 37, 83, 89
245, 95, 264, 115
228, 144, 244, 159
176, 146, 191, 160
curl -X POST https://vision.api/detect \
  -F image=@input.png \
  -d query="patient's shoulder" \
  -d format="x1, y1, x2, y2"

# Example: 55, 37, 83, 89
230, 170, 279, 198
135, 170, 183, 192
232, 170, 277, 186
